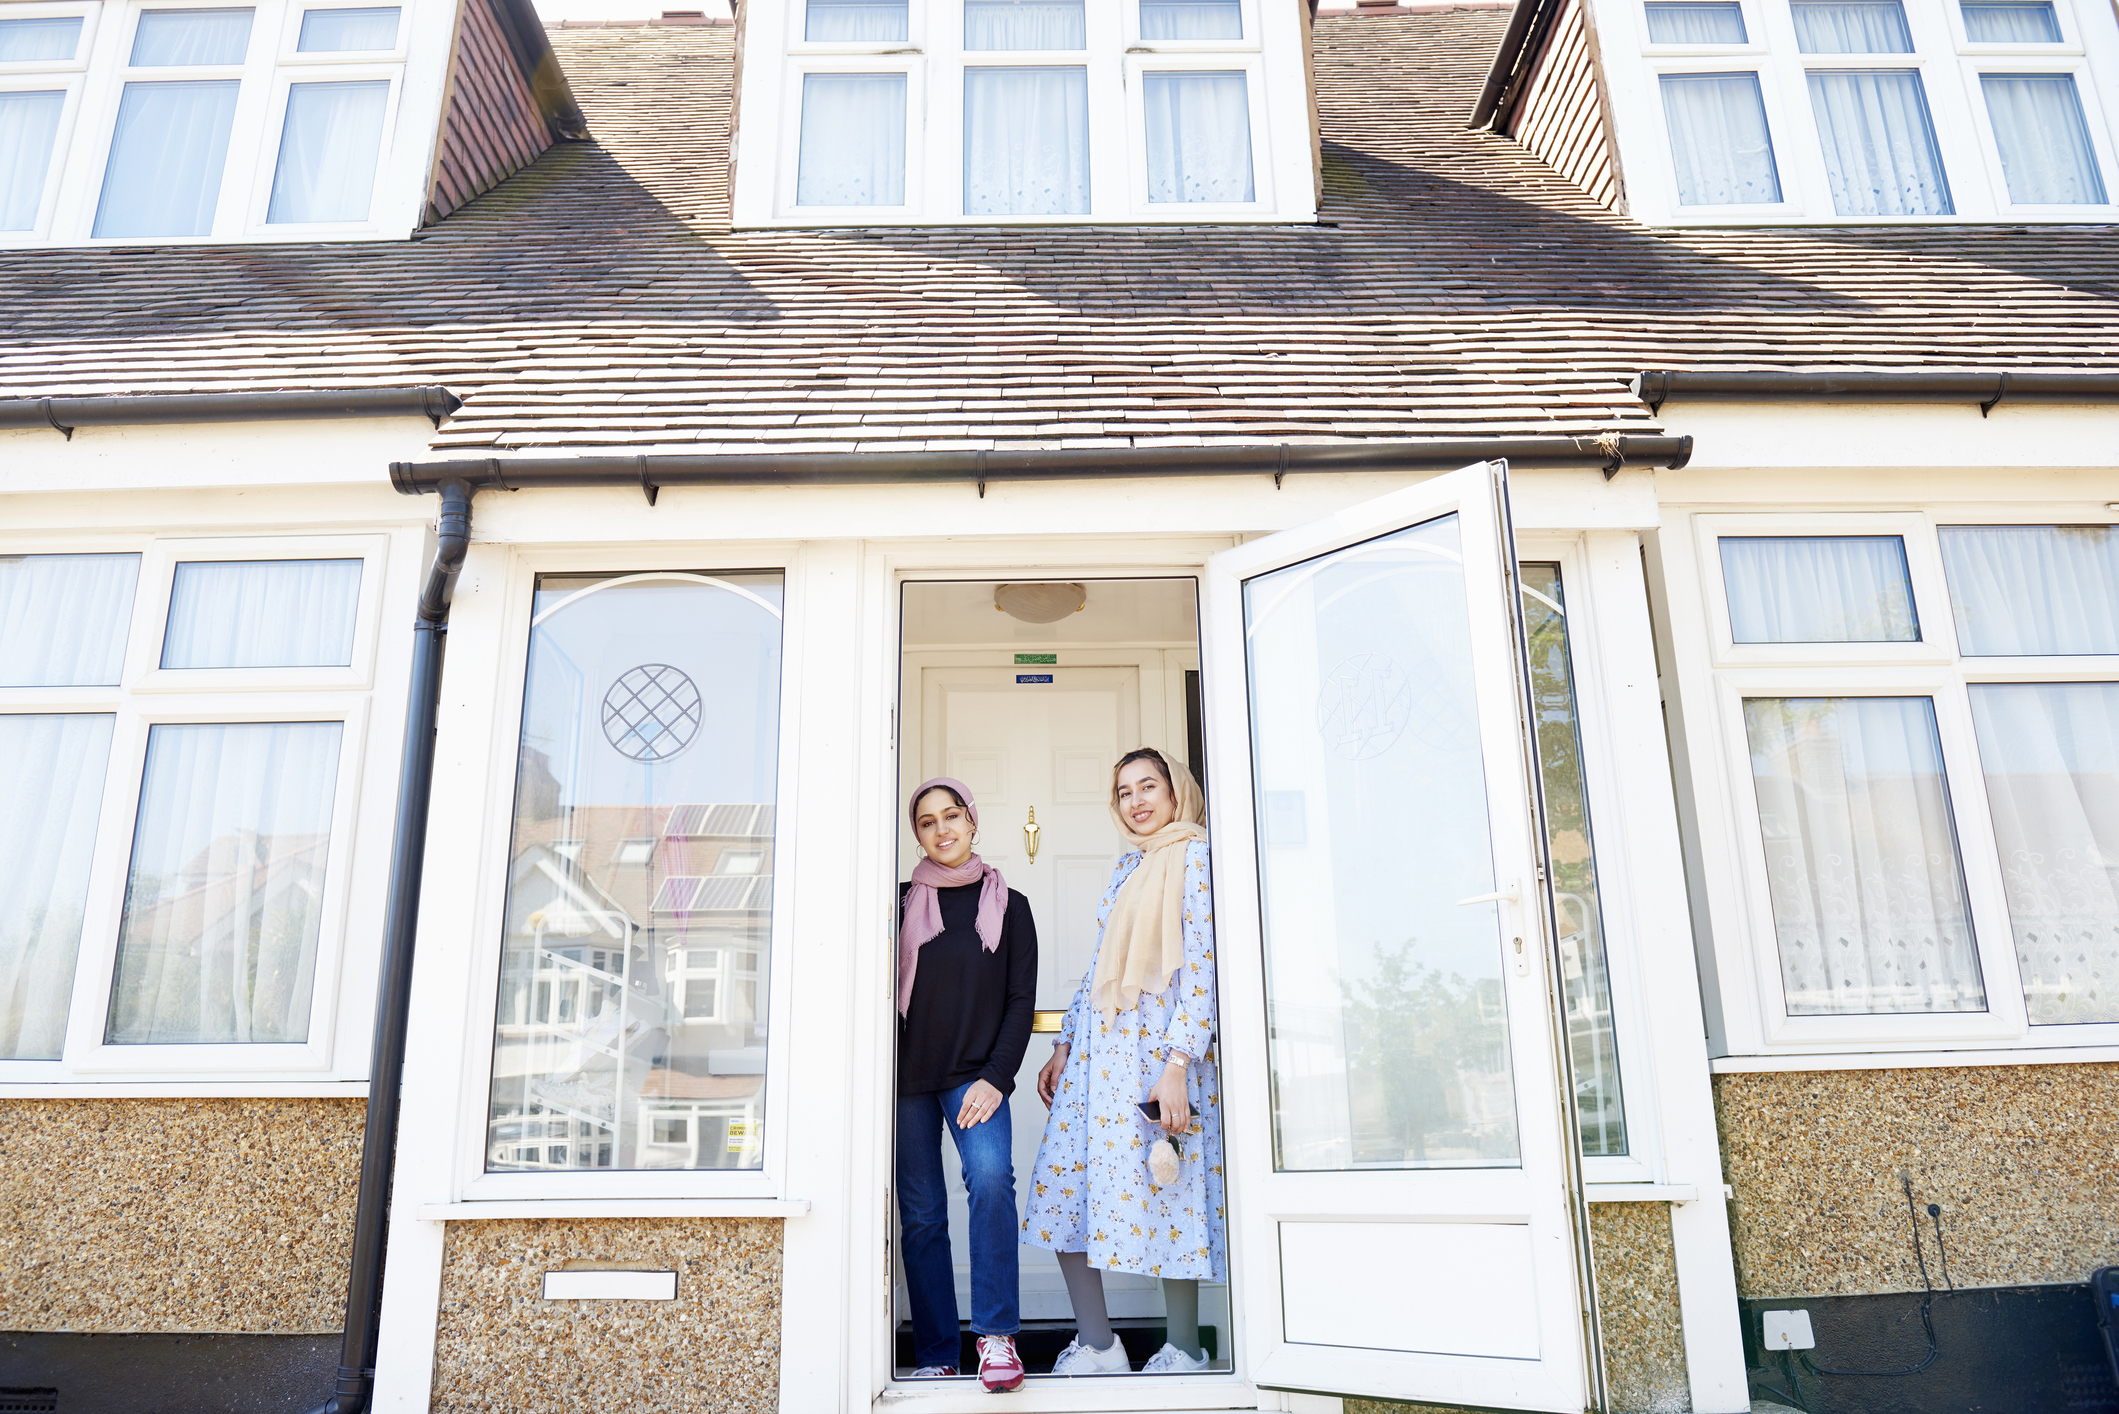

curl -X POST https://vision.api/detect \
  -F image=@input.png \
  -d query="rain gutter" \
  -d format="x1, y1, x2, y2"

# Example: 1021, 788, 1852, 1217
389, 433, 1695, 498
1631, 370, 2119, 417
0, 388, 461, 438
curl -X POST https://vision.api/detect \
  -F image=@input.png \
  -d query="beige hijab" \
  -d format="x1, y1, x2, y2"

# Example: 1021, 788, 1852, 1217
1091, 750, 1208, 1019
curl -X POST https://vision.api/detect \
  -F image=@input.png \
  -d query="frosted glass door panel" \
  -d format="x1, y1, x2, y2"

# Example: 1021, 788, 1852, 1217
0, 553, 141, 687
1243, 513, 1519, 1171
0, 714, 115, 1060
485, 572, 784, 1173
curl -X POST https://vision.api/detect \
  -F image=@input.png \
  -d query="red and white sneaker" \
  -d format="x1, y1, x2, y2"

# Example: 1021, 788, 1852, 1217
977, 1334, 1025, 1393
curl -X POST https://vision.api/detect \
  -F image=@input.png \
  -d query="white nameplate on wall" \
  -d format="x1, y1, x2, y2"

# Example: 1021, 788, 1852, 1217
542, 1270, 678, 1301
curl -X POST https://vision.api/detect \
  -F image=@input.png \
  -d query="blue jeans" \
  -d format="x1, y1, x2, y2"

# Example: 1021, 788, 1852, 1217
897, 1082, 1021, 1368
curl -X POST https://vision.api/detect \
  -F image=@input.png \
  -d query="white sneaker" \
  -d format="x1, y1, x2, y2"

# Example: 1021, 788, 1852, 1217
1049, 1334, 1131, 1375
1141, 1343, 1209, 1374
907, 1365, 959, 1378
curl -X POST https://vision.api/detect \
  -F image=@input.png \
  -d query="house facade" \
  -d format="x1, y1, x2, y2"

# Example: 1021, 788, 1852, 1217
0, 0, 2114, 1412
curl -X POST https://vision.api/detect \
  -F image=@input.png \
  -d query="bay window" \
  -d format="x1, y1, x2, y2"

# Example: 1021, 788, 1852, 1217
759, 0, 1297, 223
1689, 515, 2119, 1050
0, 535, 395, 1080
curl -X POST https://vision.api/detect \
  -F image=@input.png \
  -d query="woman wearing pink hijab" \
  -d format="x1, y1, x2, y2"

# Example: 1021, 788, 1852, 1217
898, 778, 1038, 1392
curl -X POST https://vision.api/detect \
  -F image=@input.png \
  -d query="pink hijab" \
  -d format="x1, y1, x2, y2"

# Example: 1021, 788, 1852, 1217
900, 777, 1009, 1017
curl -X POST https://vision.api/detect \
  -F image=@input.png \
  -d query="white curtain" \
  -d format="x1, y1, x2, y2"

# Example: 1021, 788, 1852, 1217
964, 0, 1085, 49
0, 553, 140, 687
296, 6, 400, 51
1961, 1, 2061, 41
1970, 683, 2119, 1025
0, 90, 65, 232
1981, 74, 2107, 205
130, 7, 254, 65
1144, 70, 1253, 203
267, 81, 389, 223
1807, 69, 1953, 216
1791, 0, 1911, 52
106, 721, 342, 1045
1938, 525, 2119, 655
1644, 2, 1747, 43
1744, 696, 1986, 1015
964, 66, 1089, 214
0, 16, 82, 60
0, 715, 114, 1060
803, 0, 907, 41
1720, 535, 1919, 643
1140, 0, 1243, 40
796, 73, 905, 205
1660, 72, 1782, 205
93, 80, 241, 238
162, 558, 363, 668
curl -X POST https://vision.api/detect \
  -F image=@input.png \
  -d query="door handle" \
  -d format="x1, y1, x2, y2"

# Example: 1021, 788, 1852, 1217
1457, 880, 1529, 977
1024, 805, 1040, 863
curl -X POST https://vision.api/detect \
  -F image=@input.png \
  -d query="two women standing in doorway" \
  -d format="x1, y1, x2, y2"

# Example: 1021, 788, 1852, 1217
895, 747, 1226, 1391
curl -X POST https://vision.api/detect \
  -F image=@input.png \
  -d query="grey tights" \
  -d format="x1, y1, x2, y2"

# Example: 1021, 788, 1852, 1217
1055, 1251, 1202, 1360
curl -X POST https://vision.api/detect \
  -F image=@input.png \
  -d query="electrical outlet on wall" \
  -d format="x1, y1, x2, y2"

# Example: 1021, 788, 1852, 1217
1761, 1309, 1816, 1351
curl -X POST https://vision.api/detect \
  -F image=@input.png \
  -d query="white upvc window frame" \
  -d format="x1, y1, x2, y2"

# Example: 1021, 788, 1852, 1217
1600, 0, 2119, 222
0, 2, 98, 245
28, 0, 411, 246
0, 529, 401, 1087
748, 0, 1305, 225
1678, 508, 2119, 1058
442, 543, 804, 1206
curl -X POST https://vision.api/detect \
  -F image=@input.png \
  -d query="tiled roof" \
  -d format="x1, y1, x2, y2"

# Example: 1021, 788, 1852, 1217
0, 9, 2114, 455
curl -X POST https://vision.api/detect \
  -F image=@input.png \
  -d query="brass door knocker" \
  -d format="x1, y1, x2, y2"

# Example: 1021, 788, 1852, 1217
1023, 806, 1041, 863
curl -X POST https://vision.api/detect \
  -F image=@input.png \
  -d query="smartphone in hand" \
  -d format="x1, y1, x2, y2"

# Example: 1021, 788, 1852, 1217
1137, 1100, 1162, 1122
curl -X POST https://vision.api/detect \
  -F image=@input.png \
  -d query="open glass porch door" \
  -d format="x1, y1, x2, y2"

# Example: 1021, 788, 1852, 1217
1202, 462, 1600, 1412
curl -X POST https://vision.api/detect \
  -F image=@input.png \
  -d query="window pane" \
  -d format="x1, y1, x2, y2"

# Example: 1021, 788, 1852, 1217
1140, 0, 1242, 39
130, 8, 254, 65
1522, 565, 1626, 1157
1969, 683, 2119, 1025
0, 715, 114, 1060
1962, 0, 2061, 41
965, 0, 1085, 48
1938, 525, 2119, 655
297, 6, 400, 50
803, 0, 907, 41
1743, 697, 1984, 1015
267, 80, 389, 223
964, 66, 1089, 215
162, 559, 362, 668
1644, 2, 1747, 42
1660, 72, 1782, 204
106, 720, 344, 1044
1144, 70, 1253, 203
0, 16, 83, 60
1807, 69, 1953, 216
1246, 516, 1520, 1170
0, 91, 65, 232
1981, 74, 2107, 205
0, 553, 141, 687
796, 73, 905, 205
93, 80, 240, 238
487, 572, 784, 1173
1791, 0, 1911, 52
1719, 536, 1919, 643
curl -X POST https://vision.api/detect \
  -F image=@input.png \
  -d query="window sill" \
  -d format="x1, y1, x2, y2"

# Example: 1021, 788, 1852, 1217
0, 1079, 370, 1098
1711, 1044, 2119, 1073
1584, 1182, 1705, 1204
415, 1198, 811, 1220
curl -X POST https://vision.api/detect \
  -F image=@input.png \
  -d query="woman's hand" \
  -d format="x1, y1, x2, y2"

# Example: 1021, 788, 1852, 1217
1148, 1060, 1190, 1136
956, 1078, 1005, 1129
1037, 1044, 1070, 1108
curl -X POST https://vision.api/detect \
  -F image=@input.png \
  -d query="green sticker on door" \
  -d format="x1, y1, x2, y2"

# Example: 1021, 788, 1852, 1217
1013, 653, 1057, 665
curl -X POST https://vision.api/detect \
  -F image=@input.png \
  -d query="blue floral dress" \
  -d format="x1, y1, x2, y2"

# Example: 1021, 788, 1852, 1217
1021, 839, 1227, 1282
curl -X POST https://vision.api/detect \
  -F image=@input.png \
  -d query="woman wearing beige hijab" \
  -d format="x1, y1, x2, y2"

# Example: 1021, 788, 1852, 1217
1022, 747, 1225, 1376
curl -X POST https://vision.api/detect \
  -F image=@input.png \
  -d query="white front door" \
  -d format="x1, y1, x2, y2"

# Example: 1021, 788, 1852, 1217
1204, 462, 1598, 1411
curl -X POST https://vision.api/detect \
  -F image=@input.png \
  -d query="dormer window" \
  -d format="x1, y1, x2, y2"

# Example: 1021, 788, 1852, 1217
734, 0, 1315, 225
0, 0, 411, 246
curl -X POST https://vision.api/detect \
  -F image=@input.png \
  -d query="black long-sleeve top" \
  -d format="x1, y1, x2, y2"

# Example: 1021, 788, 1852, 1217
897, 880, 1038, 1097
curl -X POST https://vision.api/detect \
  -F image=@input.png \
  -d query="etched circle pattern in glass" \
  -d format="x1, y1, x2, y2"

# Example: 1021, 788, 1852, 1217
601, 664, 704, 761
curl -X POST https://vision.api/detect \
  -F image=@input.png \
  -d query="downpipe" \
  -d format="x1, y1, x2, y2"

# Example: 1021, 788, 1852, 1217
306, 479, 473, 1414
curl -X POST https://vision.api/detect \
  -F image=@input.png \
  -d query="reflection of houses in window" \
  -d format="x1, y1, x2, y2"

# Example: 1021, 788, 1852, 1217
636, 1070, 766, 1169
